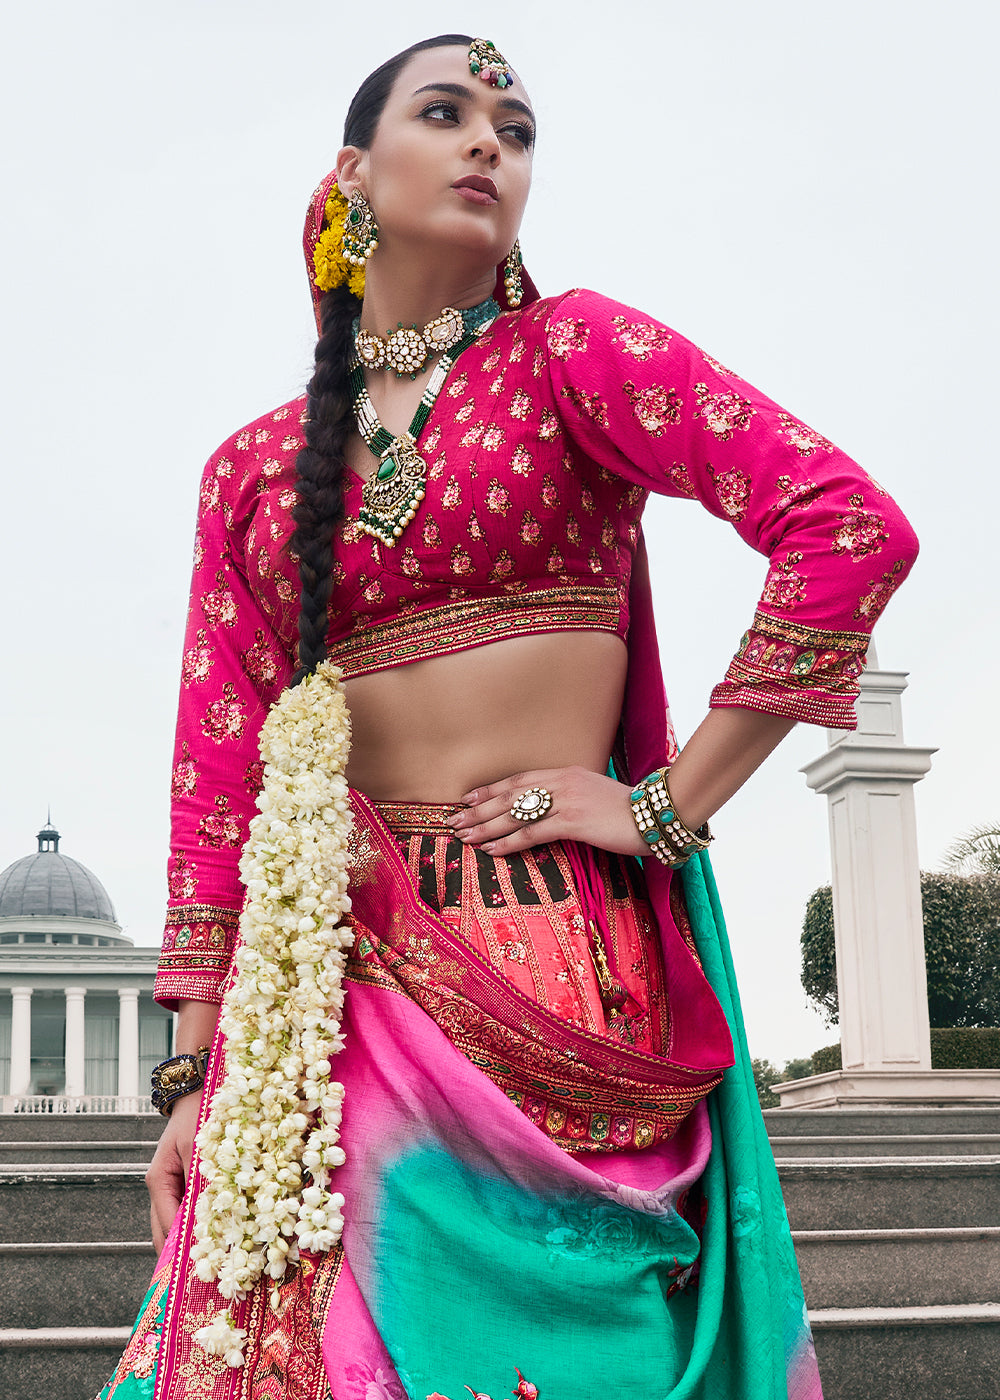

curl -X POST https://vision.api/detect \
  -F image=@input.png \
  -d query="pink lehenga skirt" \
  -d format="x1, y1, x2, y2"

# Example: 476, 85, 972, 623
99, 795, 821, 1400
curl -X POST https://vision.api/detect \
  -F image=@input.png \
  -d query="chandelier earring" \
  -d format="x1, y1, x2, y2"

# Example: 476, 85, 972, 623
503, 238, 524, 308
342, 188, 379, 266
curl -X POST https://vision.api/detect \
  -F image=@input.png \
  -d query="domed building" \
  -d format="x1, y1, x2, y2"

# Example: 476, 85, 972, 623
0, 822, 172, 1108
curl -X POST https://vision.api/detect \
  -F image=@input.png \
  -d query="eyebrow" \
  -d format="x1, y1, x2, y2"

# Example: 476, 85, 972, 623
412, 81, 536, 126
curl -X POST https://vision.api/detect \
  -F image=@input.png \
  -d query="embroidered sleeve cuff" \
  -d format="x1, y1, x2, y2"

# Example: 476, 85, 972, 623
153, 905, 241, 1010
709, 609, 870, 729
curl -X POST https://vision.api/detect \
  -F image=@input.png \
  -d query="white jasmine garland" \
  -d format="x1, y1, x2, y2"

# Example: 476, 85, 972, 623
191, 662, 353, 1365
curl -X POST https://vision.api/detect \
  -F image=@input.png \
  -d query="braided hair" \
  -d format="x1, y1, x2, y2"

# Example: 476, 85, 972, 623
289, 33, 473, 683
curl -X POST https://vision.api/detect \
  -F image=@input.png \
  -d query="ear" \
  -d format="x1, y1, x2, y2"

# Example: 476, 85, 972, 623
335, 146, 366, 195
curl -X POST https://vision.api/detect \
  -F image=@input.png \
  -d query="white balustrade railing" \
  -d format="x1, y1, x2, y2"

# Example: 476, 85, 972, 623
0, 1094, 155, 1114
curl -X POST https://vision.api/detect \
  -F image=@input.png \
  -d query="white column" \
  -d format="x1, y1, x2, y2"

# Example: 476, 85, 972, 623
801, 663, 936, 1075
118, 989, 140, 1098
64, 988, 87, 1097
9, 988, 32, 1096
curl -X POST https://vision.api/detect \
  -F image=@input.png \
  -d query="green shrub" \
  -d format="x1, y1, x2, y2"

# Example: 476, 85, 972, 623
807, 1029, 1000, 1074
801, 874, 1000, 1028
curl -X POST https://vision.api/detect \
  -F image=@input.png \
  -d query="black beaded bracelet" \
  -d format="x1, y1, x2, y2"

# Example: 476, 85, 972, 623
150, 1046, 211, 1117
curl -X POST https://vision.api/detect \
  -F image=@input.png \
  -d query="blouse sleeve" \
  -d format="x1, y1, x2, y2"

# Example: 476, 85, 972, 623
154, 436, 296, 1009
545, 289, 919, 729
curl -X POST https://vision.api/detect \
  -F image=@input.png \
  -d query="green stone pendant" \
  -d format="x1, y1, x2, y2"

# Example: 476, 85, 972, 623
358, 435, 427, 546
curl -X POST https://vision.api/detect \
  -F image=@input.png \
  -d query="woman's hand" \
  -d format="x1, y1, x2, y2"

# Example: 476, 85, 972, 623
448, 766, 647, 858
146, 1088, 202, 1255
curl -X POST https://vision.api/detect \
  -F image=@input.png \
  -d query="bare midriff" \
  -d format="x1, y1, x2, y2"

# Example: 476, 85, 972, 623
343, 630, 628, 800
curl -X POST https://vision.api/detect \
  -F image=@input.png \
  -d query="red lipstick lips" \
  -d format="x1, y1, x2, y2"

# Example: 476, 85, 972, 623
452, 175, 499, 205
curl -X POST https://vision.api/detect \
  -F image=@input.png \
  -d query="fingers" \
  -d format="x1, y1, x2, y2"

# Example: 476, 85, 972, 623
451, 770, 565, 852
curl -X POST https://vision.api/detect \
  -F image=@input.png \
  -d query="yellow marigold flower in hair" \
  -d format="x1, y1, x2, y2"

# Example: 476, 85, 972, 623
312, 185, 366, 299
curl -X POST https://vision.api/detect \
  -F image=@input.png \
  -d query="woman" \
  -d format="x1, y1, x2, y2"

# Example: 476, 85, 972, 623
101, 33, 917, 1400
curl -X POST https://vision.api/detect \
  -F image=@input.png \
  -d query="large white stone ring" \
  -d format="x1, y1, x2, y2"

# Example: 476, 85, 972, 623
509, 787, 553, 823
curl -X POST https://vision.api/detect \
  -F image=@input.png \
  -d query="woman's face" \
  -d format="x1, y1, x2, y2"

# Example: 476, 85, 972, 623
339, 45, 535, 270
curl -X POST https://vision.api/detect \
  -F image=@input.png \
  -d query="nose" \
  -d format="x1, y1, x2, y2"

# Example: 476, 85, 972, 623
466, 115, 501, 167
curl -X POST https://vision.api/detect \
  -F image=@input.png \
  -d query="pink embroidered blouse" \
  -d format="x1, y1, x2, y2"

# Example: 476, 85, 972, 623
155, 288, 919, 1008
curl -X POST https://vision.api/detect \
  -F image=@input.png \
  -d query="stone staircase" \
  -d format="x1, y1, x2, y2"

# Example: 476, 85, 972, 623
0, 1114, 161, 1399
1, 1108, 998, 1398
767, 1105, 1000, 1400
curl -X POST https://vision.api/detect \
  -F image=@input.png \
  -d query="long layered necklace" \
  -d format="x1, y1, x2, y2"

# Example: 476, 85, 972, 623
351, 297, 499, 545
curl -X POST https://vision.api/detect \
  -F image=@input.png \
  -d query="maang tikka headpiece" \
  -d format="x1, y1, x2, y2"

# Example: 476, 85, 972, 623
468, 38, 514, 89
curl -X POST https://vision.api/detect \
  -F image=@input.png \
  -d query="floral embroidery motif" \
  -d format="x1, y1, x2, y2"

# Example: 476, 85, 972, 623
611, 313, 673, 361
197, 794, 243, 848
201, 571, 238, 628
775, 475, 820, 510
541, 474, 559, 508
832, 493, 888, 560
451, 545, 473, 576
490, 551, 515, 580
854, 559, 907, 622
547, 546, 565, 573
167, 853, 198, 901
424, 424, 442, 452
622, 380, 683, 436
559, 386, 608, 426
201, 683, 247, 744
511, 445, 534, 475
243, 759, 265, 793
482, 424, 506, 452
486, 480, 511, 514
455, 398, 476, 423
693, 382, 756, 440
423, 516, 442, 548
667, 463, 695, 497
446, 373, 468, 398
343, 1362, 407, 1400
467, 512, 484, 541
461, 423, 485, 446
442, 477, 462, 510
546, 316, 591, 359
545, 1192, 690, 1263
182, 629, 214, 686
538, 407, 562, 440
777, 412, 834, 457
171, 743, 199, 799
240, 629, 280, 688
509, 388, 533, 420
762, 551, 807, 609
707, 464, 752, 521
521, 511, 541, 545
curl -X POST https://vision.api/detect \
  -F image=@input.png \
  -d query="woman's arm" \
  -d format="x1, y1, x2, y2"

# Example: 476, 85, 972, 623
145, 997, 220, 1254
450, 707, 796, 855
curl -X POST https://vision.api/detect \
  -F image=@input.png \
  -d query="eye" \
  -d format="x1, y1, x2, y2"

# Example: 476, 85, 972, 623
501, 122, 535, 151
420, 100, 460, 124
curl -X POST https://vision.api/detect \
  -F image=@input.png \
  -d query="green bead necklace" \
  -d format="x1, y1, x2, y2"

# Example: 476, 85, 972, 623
351, 298, 498, 545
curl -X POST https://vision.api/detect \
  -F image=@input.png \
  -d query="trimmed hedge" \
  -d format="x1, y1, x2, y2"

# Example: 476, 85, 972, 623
810, 1028, 1000, 1074
802, 873, 1000, 1028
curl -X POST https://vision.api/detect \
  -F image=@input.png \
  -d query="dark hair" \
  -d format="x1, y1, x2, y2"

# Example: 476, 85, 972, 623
289, 34, 473, 682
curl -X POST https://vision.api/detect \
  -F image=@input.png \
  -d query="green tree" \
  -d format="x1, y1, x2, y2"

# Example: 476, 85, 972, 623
752, 1058, 782, 1109
801, 873, 1000, 1028
944, 823, 1000, 876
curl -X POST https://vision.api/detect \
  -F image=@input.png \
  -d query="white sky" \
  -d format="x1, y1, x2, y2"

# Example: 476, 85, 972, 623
2, 1, 996, 1064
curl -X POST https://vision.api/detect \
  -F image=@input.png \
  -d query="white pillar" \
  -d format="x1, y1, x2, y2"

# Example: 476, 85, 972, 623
118, 988, 140, 1098
9, 988, 32, 1096
801, 663, 936, 1075
64, 988, 87, 1097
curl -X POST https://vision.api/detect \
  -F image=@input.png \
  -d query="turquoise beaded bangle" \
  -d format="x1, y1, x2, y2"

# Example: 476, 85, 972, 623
629, 768, 712, 868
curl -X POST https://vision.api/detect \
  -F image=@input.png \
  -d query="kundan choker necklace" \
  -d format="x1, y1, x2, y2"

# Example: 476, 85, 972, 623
350, 299, 499, 544
354, 296, 499, 379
